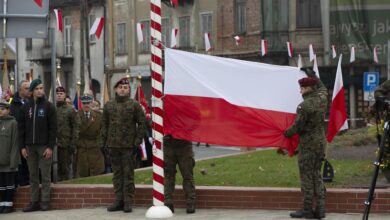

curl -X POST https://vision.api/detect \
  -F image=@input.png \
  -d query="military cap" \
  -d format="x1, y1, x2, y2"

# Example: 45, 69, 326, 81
298, 77, 318, 87
29, 79, 43, 92
0, 99, 10, 108
56, 86, 66, 93
114, 77, 130, 88
81, 95, 93, 103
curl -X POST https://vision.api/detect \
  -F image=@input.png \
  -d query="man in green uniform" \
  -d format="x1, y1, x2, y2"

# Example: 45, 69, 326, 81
101, 77, 146, 213
164, 135, 196, 214
76, 95, 104, 177
284, 75, 327, 219
56, 87, 80, 180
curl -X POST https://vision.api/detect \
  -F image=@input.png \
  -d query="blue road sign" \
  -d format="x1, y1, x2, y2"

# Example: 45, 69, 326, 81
363, 72, 379, 92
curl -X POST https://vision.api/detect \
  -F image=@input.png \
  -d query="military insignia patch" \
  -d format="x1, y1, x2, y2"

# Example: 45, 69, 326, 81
38, 108, 45, 117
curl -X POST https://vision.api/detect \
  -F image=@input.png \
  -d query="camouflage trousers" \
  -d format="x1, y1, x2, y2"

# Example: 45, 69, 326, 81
58, 148, 72, 181
298, 150, 325, 209
164, 139, 195, 206
110, 148, 136, 202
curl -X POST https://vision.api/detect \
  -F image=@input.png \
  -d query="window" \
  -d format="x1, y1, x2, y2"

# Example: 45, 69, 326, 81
179, 16, 190, 48
116, 23, 127, 54
139, 20, 150, 52
89, 14, 96, 43
200, 13, 212, 48
235, 0, 246, 33
162, 18, 171, 48
64, 17, 73, 57
26, 38, 32, 50
297, 0, 321, 28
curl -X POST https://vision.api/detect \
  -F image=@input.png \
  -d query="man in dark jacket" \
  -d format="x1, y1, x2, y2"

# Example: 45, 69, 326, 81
10, 80, 31, 186
19, 79, 57, 212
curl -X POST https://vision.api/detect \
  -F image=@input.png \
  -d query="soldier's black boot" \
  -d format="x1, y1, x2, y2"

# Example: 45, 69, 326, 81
107, 200, 124, 212
165, 203, 174, 213
23, 202, 40, 212
186, 203, 195, 214
123, 202, 132, 213
314, 207, 326, 219
289, 209, 314, 218
40, 201, 51, 211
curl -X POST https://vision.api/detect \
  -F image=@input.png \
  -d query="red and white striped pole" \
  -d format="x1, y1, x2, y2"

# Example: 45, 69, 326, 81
146, 0, 172, 218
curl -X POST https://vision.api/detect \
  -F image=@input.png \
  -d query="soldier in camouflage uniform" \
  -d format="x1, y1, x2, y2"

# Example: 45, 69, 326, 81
163, 135, 196, 214
101, 77, 146, 213
56, 87, 80, 181
284, 74, 327, 219
76, 95, 104, 177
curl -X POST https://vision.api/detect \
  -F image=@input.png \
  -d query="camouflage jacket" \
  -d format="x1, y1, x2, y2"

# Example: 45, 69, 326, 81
101, 95, 146, 148
374, 80, 390, 99
56, 101, 80, 149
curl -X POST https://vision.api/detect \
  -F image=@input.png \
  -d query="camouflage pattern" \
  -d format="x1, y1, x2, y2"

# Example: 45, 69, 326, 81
163, 136, 196, 206
56, 101, 80, 180
374, 80, 390, 98
285, 81, 327, 210
101, 95, 146, 203
76, 110, 104, 177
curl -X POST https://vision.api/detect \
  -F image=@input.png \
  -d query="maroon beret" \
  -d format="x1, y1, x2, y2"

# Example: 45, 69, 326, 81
114, 77, 130, 88
298, 77, 318, 87
56, 86, 66, 93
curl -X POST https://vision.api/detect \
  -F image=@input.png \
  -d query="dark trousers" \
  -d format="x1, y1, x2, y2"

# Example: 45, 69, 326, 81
0, 172, 17, 207
17, 156, 30, 186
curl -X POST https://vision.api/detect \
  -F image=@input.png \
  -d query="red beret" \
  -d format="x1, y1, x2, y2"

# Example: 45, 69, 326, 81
56, 86, 66, 93
114, 77, 130, 88
298, 77, 318, 87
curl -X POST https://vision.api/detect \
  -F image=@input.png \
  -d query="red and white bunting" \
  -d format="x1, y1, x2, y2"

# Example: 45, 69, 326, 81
350, 46, 355, 63
331, 45, 337, 59
297, 54, 303, 69
53, 9, 63, 32
34, 0, 43, 8
234, 35, 241, 46
170, 28, 178, 48
261, 39, 267, 56
313, 54, 320, 78
309, 44, 315, 62
89, 17, 105, 39
373, 47, 379, 64
137, 23, 144, 43
286, 41, 293, 58
171, 0, 179, 7
327, 54, 348, 143
205, 32, 211, 52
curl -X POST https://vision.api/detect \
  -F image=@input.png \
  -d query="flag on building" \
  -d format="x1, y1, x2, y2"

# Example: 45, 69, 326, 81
171, 0, 179, 7
287, 41, 293, 58
164, 48, 306, 156
137, 23, 144, 43
205, 32, 212, 52
54, 9, 63, 32
327, 55, 348, 143
309, 44, 315, 62
373, 47, 379, 64
261, 39, 267, 56
313, 55, 320, 78
234, 36, 242, 46
331, 45, 337, 59
89, 17, 105, 39
170, 28, 178, 48
350, 46, 355, 63
34, 0, 43, 8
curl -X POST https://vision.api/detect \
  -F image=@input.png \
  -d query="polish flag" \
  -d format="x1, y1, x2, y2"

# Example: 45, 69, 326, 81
234, 35, 242, 46
309, 44, 315, 62
350, 46, 355, 63
327, 54, 348, 143
297, 54, 303, 69
89, 17, 105, 39
164, 49, 306, 156
261, 39, 267, 56
373, 47, 379, 64
171, 0, 179, 7
205, 32, 212, 52
34, 0, 43, 8
287, 41, 293, 58
170, 28, 178, 48
135, 83, 151, 120
54, 9, 63, 32
137, 23, 144, 43
331, 45, 337, 59
313, 54, 320, 78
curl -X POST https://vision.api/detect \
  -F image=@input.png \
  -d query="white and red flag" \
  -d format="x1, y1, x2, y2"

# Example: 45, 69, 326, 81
137, 23, 144, 43
34, 0, 43, 8
205, 32, 212, 52
331, 45, 337, 59
373, 47, 379, 64
286, 41, 293, 58
171, 0, 179, 7
313, 54, 320, 78
234, 36, 242, 46
135, 83, 151, 120
261, 39, 267, 56
89, 17, 105, 39
297, 54, 303, 69
164, 49, 306, 156
327, 54, 348, 143
53, 9, 63, 32
309, 44, 315, 62
350, 46, 355, 63
170, 28, 178, 48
